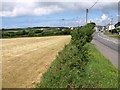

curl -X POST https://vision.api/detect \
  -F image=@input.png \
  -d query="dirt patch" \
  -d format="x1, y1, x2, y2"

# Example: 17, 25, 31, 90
1, 36, 71, 88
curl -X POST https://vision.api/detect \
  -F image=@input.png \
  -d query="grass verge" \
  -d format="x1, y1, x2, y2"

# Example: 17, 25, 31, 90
104, 32, 113, 35
36, 43, 118, 88
110, 35, 120, 39
104, 32, 120, 39
82, 43, 118, 88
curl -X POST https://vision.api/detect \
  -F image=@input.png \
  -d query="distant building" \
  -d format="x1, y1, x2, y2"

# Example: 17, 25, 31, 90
105, 24, 115, 31
94, 26, 105, 32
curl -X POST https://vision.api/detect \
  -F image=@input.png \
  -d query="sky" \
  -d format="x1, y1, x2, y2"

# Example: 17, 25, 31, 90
0, 0, 120, 29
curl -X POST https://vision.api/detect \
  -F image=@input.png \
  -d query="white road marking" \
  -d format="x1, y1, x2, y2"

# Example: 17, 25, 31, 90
98, 33, 118, 44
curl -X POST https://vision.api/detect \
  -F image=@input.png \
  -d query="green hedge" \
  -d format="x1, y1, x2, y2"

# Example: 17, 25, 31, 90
36, 23, 98, 88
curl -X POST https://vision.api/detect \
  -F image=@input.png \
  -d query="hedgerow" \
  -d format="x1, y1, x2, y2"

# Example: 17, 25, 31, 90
36, 23, 96, 88
2, 28, 71, 38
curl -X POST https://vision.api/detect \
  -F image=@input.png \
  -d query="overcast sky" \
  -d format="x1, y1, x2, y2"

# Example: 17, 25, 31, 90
1, 0, 119, 28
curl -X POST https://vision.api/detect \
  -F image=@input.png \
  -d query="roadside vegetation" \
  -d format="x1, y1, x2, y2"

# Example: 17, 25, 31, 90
104, 28, 120, 40
103, 22, 120, 39
36, 23, 118, 88
1, 27, 72, 38
109, 28, 120, 35
104, 32, 113, 35
109, 35, 120, 39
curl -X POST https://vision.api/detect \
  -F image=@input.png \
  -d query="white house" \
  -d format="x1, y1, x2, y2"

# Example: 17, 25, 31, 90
106, 24, 115, 31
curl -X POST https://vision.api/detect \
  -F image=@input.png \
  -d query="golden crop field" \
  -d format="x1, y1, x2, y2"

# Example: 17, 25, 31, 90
1, 36, 71, 88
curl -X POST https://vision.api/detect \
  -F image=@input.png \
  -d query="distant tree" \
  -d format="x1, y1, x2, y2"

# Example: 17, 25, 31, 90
28, 30, 35, 36
35, 30, 43, 33
2, 28, 5, 30
111, 29, 117, 34
22, 30, 27, 35
115, 22, 120, 28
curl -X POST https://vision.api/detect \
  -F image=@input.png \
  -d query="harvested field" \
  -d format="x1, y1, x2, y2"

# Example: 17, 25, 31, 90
1, 36, 71, 88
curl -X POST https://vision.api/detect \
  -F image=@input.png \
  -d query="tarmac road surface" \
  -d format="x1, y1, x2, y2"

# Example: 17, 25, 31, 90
92, 32, 119, 69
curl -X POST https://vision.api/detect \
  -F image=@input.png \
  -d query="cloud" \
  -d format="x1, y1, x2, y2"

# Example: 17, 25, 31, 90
101, 14, 110, 21
0, 1, 64, 17
95, 14, 111, 25
1, 0, 119, 17
33, 5, 63, 16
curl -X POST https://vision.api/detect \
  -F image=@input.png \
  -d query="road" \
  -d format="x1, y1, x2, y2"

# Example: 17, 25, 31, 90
92, 32, 119, 69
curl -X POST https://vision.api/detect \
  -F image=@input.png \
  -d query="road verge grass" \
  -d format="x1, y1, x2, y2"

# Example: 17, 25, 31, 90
110, 35, 120, 39
82, 43, 118, 88
104, 32, 120, 39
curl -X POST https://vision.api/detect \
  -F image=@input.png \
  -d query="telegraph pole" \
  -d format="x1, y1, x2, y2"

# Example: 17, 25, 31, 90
86, 9, 88, 24
85, 0, 99, 24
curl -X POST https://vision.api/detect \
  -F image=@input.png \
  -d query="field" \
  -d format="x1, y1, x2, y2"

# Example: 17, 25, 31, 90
0, 40, 1, 89
1, 36, 71, 88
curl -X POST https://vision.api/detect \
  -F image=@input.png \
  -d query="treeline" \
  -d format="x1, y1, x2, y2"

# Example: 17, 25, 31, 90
1, 27, 72, 38
37, 23, 96, 88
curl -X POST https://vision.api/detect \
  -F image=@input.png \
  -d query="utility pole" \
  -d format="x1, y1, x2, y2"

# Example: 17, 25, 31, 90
85, 0, 99, 25
86, 9, 88, 24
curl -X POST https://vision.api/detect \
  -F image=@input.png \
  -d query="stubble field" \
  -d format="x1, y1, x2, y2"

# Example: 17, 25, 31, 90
1, 36, 71, 88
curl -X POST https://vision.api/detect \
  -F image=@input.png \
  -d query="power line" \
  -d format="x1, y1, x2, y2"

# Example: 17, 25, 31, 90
89, 0, 99, 10
86, 0, 99, 24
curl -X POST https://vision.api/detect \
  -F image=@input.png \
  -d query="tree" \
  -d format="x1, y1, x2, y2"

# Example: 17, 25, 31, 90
115, 22, 120, 28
